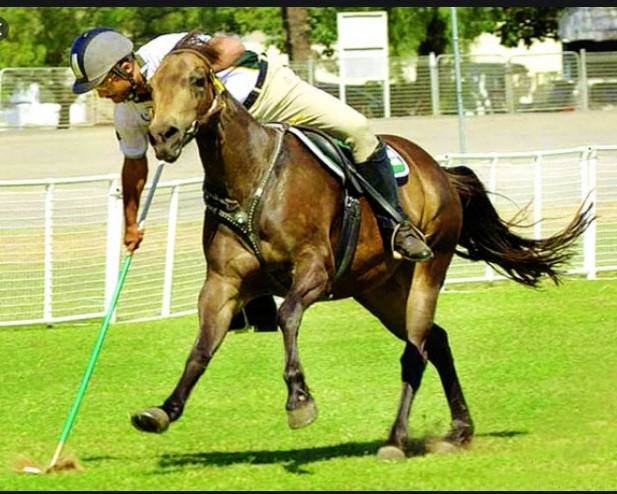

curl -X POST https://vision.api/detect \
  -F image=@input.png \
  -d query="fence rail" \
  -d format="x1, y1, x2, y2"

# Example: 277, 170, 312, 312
2, 50, 617, 129
1, 145, 615, 327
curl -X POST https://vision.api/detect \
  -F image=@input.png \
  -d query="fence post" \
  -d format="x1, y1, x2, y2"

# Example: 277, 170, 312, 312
43, 183, 54, 323
582, 147, 597, 279
485, 156, 498, 282
578, 49, 589, 111
383, 58, 391, 118
91, 93, 98, 126
307, 59, 314, 86
338, 58, 346, 105
533, 154, 543, 240
505, 58, 515, 113
104, 178, 123, 321
430, 52, 440, 116
0, 69, 4, 114
161, 185, 180, 317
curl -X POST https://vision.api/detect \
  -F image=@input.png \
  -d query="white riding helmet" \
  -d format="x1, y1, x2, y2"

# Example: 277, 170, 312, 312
70, 27, 134, 94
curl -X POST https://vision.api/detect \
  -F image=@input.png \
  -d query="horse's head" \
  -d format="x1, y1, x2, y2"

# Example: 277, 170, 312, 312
148, 33, 224, 163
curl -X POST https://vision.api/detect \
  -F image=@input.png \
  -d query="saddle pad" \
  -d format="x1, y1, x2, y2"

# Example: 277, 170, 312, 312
387, 146, 410, 183
285, 126, 410, 186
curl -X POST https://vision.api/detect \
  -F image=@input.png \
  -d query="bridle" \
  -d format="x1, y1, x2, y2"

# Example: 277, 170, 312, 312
161, 47, 227, 149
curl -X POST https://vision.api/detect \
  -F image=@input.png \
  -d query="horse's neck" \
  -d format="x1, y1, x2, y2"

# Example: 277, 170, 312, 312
197, 94, 277, 203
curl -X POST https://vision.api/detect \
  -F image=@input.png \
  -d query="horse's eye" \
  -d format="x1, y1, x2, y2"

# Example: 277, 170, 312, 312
191, 77, 206, 87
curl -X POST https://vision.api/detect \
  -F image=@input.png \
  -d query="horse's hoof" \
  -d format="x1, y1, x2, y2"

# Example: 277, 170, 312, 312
443, 420, 474, 446
131, 407, 170, 433
287, 399, 318, 429
377, 445, 406, 461
427, 439, 461, 455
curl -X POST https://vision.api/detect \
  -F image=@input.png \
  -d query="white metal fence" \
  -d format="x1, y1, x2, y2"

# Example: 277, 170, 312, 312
0, 67, 104, 129
443, 146, 617, 282
294, 50, 617, 116
2, 50, 617, 128
0, 175, 205, 326
1, 145, 616, 327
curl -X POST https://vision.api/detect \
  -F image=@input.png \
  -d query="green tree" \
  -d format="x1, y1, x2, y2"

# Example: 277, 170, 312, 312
0, 8, 46, 66
296, 7, 497, 58
490, 7, 565, 48
1, 7, 569, 68
0, 8, 78, 128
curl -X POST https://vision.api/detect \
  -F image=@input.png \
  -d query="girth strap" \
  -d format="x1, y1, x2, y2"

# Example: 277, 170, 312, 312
333, 194, 362, 284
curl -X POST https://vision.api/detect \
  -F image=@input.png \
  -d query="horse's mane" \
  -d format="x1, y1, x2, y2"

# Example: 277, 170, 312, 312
172, 30, 220, 67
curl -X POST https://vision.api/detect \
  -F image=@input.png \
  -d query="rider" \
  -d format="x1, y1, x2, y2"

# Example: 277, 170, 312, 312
69, 27, 433, 262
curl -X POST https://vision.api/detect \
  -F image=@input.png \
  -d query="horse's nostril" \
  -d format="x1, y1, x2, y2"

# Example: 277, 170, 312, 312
164, 127, 179, 139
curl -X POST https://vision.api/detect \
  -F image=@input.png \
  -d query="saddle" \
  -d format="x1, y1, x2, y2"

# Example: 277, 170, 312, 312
288, 126, 410, 188
203, 123, 411, 287
286, 125, 411, 283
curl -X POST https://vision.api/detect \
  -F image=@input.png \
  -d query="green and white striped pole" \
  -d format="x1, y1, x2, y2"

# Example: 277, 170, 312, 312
45, 163, 165, 471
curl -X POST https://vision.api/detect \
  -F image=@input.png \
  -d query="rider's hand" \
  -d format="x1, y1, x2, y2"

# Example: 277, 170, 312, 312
124, 224, 144, 254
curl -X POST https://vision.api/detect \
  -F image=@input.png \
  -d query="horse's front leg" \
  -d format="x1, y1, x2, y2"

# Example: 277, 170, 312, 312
131, 273, 239, 433
278, 252, 330, 429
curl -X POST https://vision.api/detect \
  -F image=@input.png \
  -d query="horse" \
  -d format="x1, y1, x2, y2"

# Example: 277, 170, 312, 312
131, 34, 593, 460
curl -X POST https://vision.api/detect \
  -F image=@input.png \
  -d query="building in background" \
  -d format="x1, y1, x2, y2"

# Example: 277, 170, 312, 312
559, 7, 617, 53
559, 7, 617, 109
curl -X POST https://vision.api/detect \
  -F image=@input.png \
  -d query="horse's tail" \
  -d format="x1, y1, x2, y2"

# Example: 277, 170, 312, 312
445, 165, 594, 287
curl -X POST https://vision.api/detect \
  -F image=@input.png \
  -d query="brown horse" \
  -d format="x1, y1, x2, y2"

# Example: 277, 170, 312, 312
131, 35, 593, 460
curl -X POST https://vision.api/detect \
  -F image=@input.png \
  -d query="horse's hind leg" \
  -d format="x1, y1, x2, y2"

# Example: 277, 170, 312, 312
355, 267, 416, 458
278, 252, 330, 429
131, 273, 239, 433
426, 323, 474, 446
355, 253, 454, 459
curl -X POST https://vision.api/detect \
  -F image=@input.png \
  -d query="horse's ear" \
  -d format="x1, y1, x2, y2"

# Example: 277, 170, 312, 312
172, 31, 217, 65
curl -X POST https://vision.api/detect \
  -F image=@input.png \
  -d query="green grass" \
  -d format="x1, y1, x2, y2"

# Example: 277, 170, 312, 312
1, 279, 617, 490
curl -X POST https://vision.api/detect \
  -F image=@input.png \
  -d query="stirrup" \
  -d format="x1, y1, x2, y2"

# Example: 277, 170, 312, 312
390, 222, 434, 262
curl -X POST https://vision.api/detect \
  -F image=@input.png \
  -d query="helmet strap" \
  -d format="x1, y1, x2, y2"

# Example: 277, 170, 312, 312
111, 57, 150, 103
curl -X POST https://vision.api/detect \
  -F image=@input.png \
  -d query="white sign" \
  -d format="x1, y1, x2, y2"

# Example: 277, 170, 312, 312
337, 11, 389, 81
337, 12, 388, 49
336, 11, 390, 116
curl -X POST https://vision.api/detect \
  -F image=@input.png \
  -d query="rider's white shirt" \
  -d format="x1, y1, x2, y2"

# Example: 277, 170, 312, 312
114, 32, 260, 159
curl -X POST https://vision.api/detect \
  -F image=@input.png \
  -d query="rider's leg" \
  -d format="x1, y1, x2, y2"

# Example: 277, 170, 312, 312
355, 140, 433, 262
248, 59, 433, 262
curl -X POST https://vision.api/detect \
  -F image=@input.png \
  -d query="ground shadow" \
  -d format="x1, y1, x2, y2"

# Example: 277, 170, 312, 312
83, 430, 528, 474
81, 454, 126, 463
157, 439, 386, 475
476, 430, 528, 438
153, 434, 463, 475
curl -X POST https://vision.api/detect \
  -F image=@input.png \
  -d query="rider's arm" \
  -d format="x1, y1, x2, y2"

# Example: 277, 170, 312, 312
122, 156, 148, 253
114, 103, 150, 253
207, 36, 246, 72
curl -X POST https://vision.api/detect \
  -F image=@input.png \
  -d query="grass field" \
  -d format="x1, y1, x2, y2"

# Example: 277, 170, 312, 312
1, 279, 616, 490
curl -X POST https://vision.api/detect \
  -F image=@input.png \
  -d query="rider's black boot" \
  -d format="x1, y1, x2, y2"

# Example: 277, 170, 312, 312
355, 141, 434, 262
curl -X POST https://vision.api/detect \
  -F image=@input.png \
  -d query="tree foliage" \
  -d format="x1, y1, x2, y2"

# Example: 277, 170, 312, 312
0, 6, 567, 69
489, 7, 565, 48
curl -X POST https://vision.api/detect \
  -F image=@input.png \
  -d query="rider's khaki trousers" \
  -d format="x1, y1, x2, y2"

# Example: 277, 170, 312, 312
248, 57, 379, 163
